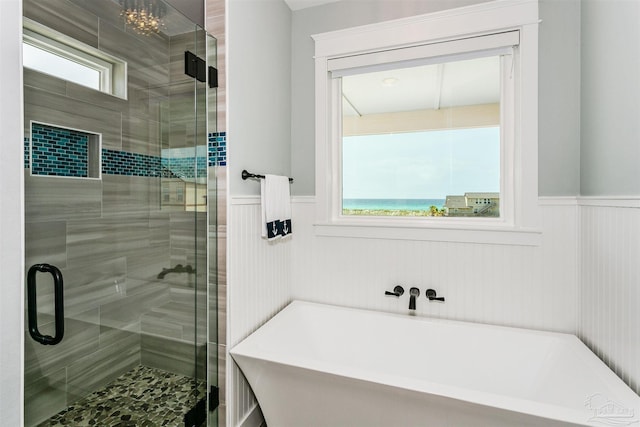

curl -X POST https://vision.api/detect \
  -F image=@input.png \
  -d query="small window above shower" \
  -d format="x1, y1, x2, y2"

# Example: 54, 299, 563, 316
23, 19, 127, 99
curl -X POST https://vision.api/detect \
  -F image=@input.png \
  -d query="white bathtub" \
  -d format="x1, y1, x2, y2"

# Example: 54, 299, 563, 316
230, 301, 640, 427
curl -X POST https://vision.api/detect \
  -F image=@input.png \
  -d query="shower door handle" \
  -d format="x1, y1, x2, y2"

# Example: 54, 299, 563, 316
27, 263, 64, 345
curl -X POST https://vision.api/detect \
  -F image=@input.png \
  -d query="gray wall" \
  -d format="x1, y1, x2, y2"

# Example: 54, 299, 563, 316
288, 0, 640, 198
539, 0, 581, 196
290, 0, 493, 196
580, 0, 640, 196
289, 0, 582, 197
228, 0, 292, 196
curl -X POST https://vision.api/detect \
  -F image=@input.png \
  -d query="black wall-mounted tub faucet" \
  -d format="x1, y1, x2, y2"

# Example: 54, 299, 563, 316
409, 287, 420, 310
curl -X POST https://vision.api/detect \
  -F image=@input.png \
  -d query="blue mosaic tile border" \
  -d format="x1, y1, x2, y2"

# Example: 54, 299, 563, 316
208, 132, 227, 166
30, 123, 89, 177
102, 149, 161, 177
24, 138, 30, 169
161, 157, 207, 179
25, 126, 222, 178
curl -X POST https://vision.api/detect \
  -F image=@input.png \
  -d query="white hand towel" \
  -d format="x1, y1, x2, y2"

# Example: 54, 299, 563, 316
261, 174, 292, 240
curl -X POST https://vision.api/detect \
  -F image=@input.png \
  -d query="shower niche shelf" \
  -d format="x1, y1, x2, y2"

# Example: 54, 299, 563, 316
29, 121, 101, 179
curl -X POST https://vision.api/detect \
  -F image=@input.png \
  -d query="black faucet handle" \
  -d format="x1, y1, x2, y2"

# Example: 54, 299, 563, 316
385, 285, 404, 297
426, 288, 445, 302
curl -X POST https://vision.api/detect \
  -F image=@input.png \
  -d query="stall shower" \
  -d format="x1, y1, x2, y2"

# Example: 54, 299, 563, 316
22, 0, 217, 425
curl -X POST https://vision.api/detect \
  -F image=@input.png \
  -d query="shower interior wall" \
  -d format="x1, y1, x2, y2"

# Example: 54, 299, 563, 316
23, 1, 208, 425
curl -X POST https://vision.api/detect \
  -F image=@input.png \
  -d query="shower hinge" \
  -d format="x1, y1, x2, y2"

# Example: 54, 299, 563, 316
185, 51, 206, 83
184, 397, 206, 427
209, 385, 220, 412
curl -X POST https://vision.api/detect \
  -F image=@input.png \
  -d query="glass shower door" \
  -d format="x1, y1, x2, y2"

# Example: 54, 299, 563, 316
22, 1, 216, 425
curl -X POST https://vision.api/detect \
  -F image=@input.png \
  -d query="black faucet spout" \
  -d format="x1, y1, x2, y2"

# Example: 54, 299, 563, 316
157, 264, 195, 279
409, 287, 420, 310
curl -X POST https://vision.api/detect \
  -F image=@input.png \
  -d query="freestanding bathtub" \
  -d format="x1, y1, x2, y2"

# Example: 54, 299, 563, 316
230, 301, 640, 427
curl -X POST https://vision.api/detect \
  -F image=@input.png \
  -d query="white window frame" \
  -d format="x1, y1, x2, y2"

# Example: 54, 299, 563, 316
23, 19, 127, 99
312, 0, 540, 246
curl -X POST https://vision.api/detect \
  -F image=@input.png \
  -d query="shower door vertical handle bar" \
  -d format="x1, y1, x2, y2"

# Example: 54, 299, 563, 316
27, 263, 64, 345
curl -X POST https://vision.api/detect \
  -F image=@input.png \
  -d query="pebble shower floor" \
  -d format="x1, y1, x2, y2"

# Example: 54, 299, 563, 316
37, 365, 204, 426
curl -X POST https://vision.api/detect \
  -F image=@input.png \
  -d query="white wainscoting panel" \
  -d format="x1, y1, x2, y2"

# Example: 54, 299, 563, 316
229, 197, 583, 426
228, 199, 292, 346
228, 198, 292, 426
579, 200, 640, 394
291, 198, 579, 333
228, 196, 640, 426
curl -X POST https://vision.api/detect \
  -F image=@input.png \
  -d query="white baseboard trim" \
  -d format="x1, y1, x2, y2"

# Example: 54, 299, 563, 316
538, 196, 578, 206
577, 196, 640, 208
231, 195, 315, 205
231, 196, 261, 205
231, 195, 640, 209
290, 195, 316, 204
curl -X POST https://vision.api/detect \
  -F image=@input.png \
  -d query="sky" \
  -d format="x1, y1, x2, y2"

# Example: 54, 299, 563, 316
342, 126, 500, 200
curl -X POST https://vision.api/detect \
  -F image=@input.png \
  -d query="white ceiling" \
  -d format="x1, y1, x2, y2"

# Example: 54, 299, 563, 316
342, 56, 500, 116
284, 0, 342, 11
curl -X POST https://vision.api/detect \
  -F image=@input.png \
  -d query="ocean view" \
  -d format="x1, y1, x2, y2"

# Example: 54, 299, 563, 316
343, 198, 446, 211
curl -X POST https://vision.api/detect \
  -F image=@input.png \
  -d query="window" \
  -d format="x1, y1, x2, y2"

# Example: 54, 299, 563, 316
23, 41, 103, 90
23, 19, 127, 99
341, 54, 504, 219
313, 0, 540, 245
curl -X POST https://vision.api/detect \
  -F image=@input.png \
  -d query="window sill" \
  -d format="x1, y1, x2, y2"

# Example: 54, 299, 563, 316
313, 221, 542, 246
